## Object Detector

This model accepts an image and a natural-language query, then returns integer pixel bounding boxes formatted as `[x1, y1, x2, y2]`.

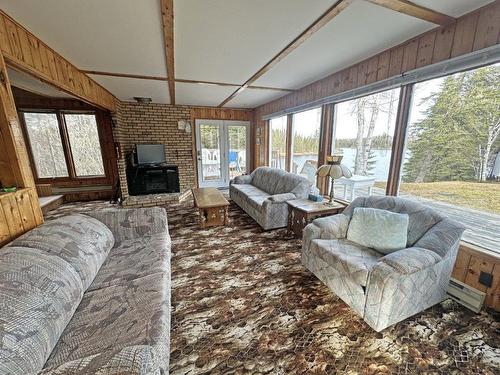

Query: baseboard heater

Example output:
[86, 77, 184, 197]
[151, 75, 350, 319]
[447, 278, 486, 313]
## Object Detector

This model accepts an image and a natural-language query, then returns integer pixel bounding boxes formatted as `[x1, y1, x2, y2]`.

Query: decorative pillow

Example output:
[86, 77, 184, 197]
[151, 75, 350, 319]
[347, 207, 409, 254]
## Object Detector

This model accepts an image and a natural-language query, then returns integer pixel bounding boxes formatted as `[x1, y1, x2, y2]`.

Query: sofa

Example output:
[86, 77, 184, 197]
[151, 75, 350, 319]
[302, 196, 465, 332]
[0, 207, 171, 375]
[230, 166, 311, 230]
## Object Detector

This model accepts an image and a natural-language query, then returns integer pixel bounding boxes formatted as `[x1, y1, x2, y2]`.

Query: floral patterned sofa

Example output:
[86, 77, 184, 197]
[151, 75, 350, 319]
[302, 196, 465, 332]
[230, 166, 311, 230]
[0, 207, 171, 375]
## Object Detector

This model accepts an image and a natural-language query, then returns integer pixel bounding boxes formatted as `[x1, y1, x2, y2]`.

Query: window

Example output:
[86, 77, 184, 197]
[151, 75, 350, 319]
[64, 114, 105, 177]
[23, 113, 69, 178]
[22, 111, 106, 180]
[399, 64, 499, 252]
[269, 115, 287, 170]
[292, 107, 321, 184]
[332, 88, 400, 201]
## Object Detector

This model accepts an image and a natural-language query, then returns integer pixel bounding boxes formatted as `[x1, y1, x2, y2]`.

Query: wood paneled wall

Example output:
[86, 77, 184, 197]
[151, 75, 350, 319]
[0, 11, 116, 111]
[452, 244, 500, 311]
[191, 107, 253, 121]
[253, 1, 500, 167]
[0, 188, 42, 246]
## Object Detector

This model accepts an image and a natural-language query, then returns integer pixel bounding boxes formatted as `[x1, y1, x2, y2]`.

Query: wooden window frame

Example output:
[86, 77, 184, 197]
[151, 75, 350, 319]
[19, 109, 110, 184]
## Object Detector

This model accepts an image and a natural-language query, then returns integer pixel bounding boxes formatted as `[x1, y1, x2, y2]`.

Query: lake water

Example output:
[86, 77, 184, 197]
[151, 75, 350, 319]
[288, 148, 392, 182]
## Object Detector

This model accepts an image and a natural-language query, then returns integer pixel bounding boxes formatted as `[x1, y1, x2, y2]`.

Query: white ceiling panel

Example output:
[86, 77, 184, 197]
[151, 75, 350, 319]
[412, 0, 494, 18]
[175, 0, 337, 84]
[254, 0, 435, 90]
[89, 75, 170, 104]
[8, 68, 74, 98]
[225, 88, 287, 108]
[175, 82, 235, 107]
[0, 0, 167, 76]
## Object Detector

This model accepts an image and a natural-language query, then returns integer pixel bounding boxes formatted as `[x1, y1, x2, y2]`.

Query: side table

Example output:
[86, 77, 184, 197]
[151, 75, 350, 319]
[287, 199, 346, 237]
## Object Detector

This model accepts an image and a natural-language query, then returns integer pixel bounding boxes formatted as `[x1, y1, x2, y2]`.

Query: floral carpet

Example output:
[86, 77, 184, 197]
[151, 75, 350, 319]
[46, 199, 500, 375]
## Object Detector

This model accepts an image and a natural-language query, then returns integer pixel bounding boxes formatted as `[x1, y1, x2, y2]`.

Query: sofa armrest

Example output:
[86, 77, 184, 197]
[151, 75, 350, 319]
[267, 192, 296, 203]
[364, 247, 448, 331]
[40, 345, 161, 375]
[231, 174, 252, 185]
[374, 247, 443, 275]
[86, 207, 169, 242]
[413, 218, 465, 258]
[302, 214, 349, 251]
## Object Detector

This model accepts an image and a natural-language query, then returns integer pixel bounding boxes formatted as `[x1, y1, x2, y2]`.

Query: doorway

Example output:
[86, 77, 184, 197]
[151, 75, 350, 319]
[195, 119, 250, 188]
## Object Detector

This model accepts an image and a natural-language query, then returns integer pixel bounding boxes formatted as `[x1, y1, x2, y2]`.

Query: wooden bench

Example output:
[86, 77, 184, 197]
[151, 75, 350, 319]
[191, 188, 229, 228]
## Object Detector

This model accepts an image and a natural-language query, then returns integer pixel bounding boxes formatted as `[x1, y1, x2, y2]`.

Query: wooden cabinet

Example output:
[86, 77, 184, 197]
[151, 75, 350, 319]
[0, 187, 43, 246]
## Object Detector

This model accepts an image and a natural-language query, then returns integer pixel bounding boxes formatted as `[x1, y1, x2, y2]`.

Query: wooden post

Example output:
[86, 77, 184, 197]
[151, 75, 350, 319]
[386, 84, 414, 196]
[0, 49, 43, 244]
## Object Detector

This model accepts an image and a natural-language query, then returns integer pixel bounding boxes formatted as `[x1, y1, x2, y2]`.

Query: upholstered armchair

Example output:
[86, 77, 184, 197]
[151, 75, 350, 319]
[302, 196, 465, 332]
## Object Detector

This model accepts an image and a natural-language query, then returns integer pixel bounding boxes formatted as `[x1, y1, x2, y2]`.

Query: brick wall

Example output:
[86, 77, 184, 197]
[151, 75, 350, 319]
[114, 102, 195, 200]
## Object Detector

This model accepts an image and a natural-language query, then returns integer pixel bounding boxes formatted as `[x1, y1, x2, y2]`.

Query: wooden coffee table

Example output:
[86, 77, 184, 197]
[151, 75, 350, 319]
[287, 198, 346, 237]
[191, 187, 230, 228]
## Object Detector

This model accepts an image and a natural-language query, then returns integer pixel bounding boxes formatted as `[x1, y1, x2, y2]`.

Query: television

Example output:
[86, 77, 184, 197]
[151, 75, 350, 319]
[136, 144, 166, 164]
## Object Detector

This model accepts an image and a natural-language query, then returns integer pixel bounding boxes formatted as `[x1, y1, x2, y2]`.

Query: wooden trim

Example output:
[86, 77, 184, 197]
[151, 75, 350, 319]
[0, 11, 116, 111]
[255, 2, 499, 119]
[83, 70, 168, 81]
[285, 114, 293, 172]
[160, 0, 175, 105]
[82, 71, 295, 92]
[386, 84, 413, 196]
[366, 0, 455, 25]
[217, 0, 353, 107]
[318, 104, 334, 194]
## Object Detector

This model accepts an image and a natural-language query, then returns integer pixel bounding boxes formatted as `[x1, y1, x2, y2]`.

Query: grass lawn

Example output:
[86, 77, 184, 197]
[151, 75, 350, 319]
[394, 181, 500, 214]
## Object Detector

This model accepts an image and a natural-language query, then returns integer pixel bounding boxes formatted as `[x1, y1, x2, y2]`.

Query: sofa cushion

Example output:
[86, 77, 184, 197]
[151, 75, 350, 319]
[250, 167, 283, 194]
[0, 247, 84, 375]
[273, 172, 310, 197]
[310, 239, 383, 286]
[44, 272, 170, 371]
[347, 207, 409, 254]
[231, 183, 269, 198]
[8, 214, 115, 289]
[342, 196, 443, 247]
[88, 232, 170, 292]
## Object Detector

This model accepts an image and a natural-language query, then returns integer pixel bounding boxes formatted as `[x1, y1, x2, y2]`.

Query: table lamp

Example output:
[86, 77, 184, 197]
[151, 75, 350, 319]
[316, 155, 352, 205]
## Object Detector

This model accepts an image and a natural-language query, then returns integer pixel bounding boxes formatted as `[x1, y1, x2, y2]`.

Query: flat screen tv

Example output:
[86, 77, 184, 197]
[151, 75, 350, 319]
[136, 144, 166, 164]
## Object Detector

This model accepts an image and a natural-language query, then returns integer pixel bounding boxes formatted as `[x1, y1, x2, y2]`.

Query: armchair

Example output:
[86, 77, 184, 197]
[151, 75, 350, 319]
[302, 196, 465, 331]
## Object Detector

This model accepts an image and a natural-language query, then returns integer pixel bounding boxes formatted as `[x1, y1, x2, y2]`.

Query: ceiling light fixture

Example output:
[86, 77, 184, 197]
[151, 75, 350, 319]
[133, 96, 152, 104]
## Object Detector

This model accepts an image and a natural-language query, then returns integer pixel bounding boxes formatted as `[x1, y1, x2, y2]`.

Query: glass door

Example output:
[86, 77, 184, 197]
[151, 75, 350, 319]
[195, 120, 250, 188]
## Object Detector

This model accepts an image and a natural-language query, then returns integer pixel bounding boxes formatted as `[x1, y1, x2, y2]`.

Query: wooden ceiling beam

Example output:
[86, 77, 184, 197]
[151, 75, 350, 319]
[217, 0, 353, 107]
[82, 70, 295, 92]
[366, 0, 456, 25]
[161, 0, 175, 104]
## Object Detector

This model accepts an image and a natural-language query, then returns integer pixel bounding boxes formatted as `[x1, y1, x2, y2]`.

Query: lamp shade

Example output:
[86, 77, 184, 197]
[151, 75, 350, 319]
[316, 163, 352, 179]
[316, 154, 352, 179]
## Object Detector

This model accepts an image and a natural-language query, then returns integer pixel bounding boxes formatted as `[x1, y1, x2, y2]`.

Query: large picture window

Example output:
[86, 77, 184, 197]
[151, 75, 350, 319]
[399, 64, 499, 251]
[22, 111, 106, 180]
[332, 88, 400, 201]
[23, 112, 69, 178]
[64, 114, 105, 177]
[292, 107, 321, 184]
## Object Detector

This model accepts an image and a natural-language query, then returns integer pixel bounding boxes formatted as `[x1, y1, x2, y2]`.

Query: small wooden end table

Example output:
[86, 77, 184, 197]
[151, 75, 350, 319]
[192, 187, 230, 228]
[287, 199, 346, 237]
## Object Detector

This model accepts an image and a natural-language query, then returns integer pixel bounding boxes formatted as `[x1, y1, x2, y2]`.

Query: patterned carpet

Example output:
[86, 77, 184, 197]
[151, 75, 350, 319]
[46, 199, 500, 375]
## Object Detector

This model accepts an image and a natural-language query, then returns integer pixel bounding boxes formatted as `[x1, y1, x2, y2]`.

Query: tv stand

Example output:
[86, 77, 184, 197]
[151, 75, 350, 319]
[127, 164, 180, 196]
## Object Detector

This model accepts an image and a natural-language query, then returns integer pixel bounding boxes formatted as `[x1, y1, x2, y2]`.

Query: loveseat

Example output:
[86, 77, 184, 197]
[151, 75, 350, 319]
[0, 207, 171, 374]
[302, 196, 465, 332]
[230, 166, 311, 230]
